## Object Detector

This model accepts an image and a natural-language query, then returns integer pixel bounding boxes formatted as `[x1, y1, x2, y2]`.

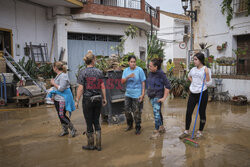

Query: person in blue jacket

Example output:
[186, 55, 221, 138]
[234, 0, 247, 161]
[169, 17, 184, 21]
[147, 58, 171, 139]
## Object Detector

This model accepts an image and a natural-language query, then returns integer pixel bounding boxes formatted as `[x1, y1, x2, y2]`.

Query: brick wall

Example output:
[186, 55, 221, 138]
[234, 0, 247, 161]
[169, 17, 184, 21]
[71, 0, 159, 27]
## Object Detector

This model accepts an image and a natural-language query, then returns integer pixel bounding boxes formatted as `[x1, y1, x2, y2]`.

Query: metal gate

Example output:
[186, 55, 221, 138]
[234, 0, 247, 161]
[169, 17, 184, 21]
[67, 33, 122, 84]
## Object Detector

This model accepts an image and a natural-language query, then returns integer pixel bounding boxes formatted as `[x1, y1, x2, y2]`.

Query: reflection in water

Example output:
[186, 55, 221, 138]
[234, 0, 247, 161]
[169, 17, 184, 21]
[0, 98, 250, 167]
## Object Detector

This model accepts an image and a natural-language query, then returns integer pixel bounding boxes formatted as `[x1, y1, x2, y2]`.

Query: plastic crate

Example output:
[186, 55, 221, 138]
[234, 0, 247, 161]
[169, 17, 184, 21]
[0, 73, 14, 83]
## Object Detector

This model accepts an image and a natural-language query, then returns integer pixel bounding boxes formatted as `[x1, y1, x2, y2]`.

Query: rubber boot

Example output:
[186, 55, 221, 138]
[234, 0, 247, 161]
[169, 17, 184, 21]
[95, 130, 102, 151]
[59, 124, 69, 136]
[125, 120, 133, 132]
[82, 132, 95, 150]
[135, 124, 141, 135]
[68, 122, 77, 137]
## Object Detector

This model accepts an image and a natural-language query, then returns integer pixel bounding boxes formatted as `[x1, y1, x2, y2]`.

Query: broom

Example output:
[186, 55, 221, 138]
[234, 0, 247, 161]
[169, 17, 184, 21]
[183, 73, 206, 147]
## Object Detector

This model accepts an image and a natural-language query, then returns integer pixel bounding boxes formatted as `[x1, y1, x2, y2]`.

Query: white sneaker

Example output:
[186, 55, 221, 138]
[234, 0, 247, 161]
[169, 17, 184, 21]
[150, 130, 160, 139]
[179, 130, 189, 139]
[196, 131, 203, 138]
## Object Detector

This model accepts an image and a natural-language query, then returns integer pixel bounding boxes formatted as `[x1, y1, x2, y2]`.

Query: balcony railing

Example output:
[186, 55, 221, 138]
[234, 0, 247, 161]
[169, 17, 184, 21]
[211, 64, 237, 76]
[93, 0, 141, 10]
[145, 2, 158, 18]
[233, 0, 248, 14]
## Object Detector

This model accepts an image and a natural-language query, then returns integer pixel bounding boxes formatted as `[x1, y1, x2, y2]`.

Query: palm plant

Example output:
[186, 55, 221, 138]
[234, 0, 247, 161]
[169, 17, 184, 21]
[147, 34, 165, 61]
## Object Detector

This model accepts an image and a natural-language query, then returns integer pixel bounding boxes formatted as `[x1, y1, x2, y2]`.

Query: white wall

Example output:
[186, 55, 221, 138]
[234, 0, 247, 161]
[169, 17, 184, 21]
[222, 79, 250, 99]
[173, 19, 189, 59]
[159, 14, 174, 64]
[0, 0, 54, 61]
[194, 0, 250, 99]
[55, 16, 148, 62]
[194, 0, 250, 60]
[159, 13, 190, 69]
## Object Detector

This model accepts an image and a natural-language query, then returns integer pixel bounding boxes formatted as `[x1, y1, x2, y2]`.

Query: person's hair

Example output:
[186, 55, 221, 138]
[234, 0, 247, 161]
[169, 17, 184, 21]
[194, 52, 205, 65]
[53, 61, 67, 73]
[151, 58, 163, 70]
[128, 55, 136, 62]
[84, 51, 95, 65]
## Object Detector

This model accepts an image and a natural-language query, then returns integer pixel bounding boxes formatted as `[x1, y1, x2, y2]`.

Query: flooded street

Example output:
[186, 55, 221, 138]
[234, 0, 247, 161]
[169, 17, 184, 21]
[1, 97, 250, 167]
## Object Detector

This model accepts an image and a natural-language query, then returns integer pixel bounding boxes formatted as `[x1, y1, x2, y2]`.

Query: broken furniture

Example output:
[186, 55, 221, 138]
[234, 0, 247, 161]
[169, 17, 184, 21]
[13, 85, 46, 108]
[24, 42, 49, 62]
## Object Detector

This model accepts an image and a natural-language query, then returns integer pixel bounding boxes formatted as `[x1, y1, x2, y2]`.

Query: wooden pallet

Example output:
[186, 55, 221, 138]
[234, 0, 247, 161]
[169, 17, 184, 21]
[13, 95, 45, 108]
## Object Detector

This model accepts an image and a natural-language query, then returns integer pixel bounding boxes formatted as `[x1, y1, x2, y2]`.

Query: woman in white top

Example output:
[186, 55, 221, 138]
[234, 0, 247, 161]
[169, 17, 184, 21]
[179, 52, 212, 139]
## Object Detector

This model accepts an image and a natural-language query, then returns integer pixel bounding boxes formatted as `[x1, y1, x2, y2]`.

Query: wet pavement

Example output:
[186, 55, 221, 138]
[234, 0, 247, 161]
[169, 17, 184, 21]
[0, 97, 250, 167]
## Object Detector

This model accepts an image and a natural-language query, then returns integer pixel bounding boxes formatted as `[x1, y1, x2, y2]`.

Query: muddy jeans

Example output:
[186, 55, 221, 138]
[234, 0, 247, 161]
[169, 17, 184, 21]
[186, 90, 208, 131]
[54, 101, 71, 125]
[82, 97, 102, 133]
[150, 98, 163, 130]
[124, 96, 142, 126]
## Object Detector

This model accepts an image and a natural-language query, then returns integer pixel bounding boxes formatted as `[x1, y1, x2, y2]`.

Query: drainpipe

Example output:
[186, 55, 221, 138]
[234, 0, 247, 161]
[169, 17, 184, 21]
[150, 6, 153, 41]
[189, 0, 194, 66]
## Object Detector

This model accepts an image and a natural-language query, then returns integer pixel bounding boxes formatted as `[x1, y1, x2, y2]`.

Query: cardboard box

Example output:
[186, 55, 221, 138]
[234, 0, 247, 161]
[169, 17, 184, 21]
[0, 58, 6, 73]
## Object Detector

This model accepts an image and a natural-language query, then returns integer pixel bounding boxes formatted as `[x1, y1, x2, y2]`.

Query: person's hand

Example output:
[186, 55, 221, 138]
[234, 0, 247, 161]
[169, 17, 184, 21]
[102, 98, 107, 106]
[50, 79, 55, 86]
[204, 66, 209, 74]
[157, 98, 166, 103]
[127, 73, 135, 79]
[139, 95, 144, 102]
[75, 101, 79, 109]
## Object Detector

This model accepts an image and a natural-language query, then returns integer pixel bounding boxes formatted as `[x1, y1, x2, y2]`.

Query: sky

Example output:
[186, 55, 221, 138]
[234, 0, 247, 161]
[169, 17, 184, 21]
[146, 0, 183, 14]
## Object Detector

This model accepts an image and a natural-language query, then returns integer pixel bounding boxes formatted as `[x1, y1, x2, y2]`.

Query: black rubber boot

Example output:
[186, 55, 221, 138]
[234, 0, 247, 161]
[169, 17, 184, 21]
[95, 130, 102, 151]
[135, 124, 141, 135]
[82, 132, 95, 150]
[59, 124, 69, 137]
[68, 122, 77, 137]
[125, 120, 133, 132]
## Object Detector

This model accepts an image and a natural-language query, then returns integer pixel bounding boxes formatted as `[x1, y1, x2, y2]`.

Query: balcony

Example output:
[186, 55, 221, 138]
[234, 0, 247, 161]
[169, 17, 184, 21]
[71, 0, 160, 30]
[29, 0, 84, 7]
[93, 0, 141, 10]
[211, 63, 250, 80]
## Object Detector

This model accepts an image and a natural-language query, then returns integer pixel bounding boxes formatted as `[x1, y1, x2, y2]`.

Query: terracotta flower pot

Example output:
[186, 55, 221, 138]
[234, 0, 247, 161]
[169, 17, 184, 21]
[208, 57, 214, 63]
[217, 45, 222, 51]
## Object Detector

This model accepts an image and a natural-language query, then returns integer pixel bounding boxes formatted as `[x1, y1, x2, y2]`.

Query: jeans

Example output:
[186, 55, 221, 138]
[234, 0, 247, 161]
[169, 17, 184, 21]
[150, 98, 163, 130]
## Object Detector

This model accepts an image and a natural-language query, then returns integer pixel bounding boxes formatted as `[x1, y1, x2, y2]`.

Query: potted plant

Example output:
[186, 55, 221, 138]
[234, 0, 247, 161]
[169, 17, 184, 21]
[213, 60, 223, 85]
[208, 55, 214, 63]
[217, 42, 227, 51]
[217, 45, 223, 51]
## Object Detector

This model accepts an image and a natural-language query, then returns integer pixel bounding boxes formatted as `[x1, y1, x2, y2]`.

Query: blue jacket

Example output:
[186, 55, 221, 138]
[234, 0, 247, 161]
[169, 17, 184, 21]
[48, 88, 76, 113]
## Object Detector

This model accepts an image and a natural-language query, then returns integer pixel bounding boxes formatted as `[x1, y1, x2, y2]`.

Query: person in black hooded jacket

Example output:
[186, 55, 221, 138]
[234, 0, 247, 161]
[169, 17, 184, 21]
[147, 58, 171, 139]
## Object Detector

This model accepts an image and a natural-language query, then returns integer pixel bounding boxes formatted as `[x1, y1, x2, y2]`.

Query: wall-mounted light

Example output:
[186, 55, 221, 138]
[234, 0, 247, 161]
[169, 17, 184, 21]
[181, 0, 197, 22]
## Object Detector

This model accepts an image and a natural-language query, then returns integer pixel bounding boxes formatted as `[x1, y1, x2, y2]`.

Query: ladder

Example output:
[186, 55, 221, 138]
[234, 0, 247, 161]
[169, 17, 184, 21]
[3, 49, 46, 92]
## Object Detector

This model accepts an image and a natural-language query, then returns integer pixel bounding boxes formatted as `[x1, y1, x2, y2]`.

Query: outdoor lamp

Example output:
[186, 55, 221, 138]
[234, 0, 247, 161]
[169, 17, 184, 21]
[181, 0, 188, 11]
[181, 0, 197, 22]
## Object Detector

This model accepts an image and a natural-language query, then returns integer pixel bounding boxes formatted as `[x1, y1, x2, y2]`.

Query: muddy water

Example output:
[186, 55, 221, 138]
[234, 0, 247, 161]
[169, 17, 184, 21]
[0, 97, 250, 167]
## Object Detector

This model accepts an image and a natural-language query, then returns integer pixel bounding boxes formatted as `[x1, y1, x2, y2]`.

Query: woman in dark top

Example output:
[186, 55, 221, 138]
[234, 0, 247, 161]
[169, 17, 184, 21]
[147, 58, 171, 139]
[75, 51, 107, 151]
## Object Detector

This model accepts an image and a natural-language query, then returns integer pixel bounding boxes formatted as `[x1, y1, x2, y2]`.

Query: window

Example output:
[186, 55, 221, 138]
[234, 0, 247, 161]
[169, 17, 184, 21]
[68, 33, 122, 42]
[237, 34, 250, 75]
[233, 0, 248, 14]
